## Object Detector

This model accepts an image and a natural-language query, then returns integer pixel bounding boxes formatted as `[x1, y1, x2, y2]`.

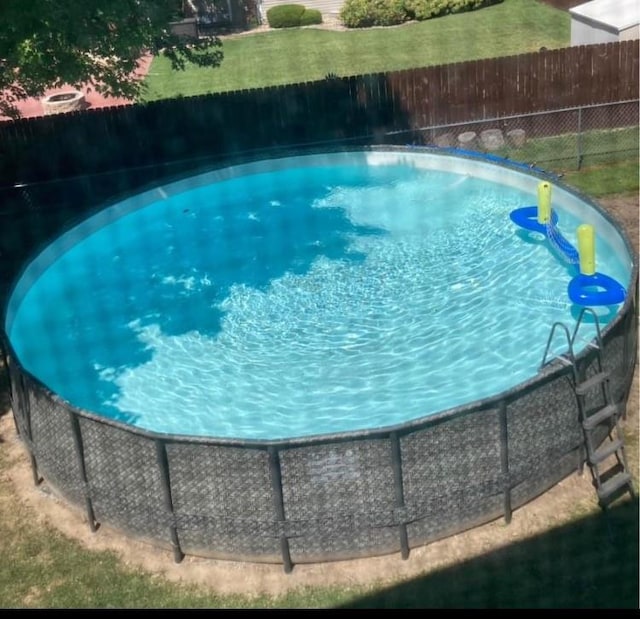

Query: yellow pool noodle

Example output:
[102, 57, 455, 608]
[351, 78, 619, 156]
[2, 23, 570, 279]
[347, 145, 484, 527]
[577, 224, 596, 275]
[537, 181, 552, 224]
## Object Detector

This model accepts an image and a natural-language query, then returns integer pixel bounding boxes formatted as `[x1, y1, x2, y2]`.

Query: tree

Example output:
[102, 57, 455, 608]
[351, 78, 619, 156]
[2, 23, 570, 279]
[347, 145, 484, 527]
[0, 0, 224, 119]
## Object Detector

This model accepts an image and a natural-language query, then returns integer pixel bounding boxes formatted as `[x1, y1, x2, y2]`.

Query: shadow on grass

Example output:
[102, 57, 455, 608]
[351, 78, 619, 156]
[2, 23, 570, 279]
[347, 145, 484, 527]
[338, 498, 639, 609]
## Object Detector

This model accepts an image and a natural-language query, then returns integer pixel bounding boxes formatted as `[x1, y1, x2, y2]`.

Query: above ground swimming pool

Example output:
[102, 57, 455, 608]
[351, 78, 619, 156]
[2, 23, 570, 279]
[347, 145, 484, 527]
[3, 147, 637, 569]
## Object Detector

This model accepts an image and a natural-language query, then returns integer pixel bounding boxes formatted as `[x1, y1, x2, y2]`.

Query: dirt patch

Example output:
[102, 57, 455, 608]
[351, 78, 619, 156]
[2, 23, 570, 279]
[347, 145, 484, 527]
[0, 193, 637, 597]
[598, 193, 639, 255]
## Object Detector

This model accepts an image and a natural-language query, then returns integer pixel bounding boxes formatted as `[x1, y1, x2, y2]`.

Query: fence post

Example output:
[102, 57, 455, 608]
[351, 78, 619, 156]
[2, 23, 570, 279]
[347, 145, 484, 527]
[576, 106, 583, 170]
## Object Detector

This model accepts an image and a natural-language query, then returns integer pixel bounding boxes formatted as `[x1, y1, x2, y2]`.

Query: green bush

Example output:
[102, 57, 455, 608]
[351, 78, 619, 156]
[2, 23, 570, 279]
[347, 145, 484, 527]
[347, 0, 503, 26]
[340, 0, 373, 28]
[300, 8, 323, 25]
[340, 0, 408, 28]
[404, 0, 502, 21]
[266, 4, 323, 27]
[402, 0, 439, 20]
[448, 0, 493, 14]
[266, 4, 306, 28]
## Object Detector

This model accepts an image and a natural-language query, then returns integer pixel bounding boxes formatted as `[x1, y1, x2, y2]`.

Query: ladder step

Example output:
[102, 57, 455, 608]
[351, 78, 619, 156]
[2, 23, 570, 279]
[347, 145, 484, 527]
[589, 438, 624, 465]
[575, 371, 610, 395]
[555, 354, 574, 367]
[583, 404, 619, 430]
[597, 472, 633, 502]
[573, 338, 601, 351]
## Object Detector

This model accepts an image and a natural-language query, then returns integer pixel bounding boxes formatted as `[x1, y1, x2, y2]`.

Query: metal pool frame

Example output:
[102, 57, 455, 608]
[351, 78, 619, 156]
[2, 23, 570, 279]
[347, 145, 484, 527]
[2, 147, 638, 572]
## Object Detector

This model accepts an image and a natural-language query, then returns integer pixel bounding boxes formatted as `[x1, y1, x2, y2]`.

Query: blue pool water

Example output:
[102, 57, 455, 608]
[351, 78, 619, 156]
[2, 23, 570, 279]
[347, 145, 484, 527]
[6, 155, 631, 440]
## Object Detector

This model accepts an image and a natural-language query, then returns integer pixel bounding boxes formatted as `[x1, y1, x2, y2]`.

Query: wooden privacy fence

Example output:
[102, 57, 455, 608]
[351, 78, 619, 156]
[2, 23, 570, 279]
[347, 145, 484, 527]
[385, 41, 638, 127]
[0, 40, 637, 185]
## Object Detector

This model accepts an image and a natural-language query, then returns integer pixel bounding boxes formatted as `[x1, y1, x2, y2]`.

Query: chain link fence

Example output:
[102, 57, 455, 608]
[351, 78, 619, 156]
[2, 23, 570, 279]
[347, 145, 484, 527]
[398, 100, 639, 173]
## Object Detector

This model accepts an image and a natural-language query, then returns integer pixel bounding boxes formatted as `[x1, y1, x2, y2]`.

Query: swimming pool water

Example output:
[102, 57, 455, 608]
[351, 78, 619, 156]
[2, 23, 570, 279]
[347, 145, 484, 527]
[7, 161, 630, 439]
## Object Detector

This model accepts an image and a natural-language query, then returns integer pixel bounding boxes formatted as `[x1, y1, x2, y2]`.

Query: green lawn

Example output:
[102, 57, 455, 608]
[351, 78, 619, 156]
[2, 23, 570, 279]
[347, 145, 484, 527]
[496, 126, 640, 174]
[142, 0, 570, 101]
[563, 158, 640, 197]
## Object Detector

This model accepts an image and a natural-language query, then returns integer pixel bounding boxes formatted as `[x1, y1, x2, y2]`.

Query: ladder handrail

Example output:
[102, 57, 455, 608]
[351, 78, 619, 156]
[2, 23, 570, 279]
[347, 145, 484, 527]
[570, 307, 605, 351]
[540, 321, 575, 371]
[541, 308, 605, 377]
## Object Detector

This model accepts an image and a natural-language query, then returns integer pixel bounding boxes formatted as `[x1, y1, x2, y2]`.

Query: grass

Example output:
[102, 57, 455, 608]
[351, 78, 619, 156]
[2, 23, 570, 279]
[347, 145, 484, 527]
[497, 127, 639, 171]
[142, 0, 570, 101]
[563, 158, 640, 197]
[493, 126, 640, 190]
[0, 159, 637, 608]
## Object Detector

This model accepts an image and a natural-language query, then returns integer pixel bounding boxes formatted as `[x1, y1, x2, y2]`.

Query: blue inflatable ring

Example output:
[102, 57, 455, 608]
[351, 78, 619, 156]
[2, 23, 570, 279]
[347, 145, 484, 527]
[568, 272, 626, 306]
[509, 206, 559, 235]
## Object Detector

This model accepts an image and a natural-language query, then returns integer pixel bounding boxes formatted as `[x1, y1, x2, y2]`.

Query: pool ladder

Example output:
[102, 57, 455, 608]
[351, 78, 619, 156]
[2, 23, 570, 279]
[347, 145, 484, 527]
[541, 308, 636, 509]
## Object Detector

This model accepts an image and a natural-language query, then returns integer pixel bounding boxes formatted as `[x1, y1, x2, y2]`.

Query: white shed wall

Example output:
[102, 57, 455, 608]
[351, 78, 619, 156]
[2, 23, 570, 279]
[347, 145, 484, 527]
[569, 0, 640, 45]
[571, 17, 619, 45]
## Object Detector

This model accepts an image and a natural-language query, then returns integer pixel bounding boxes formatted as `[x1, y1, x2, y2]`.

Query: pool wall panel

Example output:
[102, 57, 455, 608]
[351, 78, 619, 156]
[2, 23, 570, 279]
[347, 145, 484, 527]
[28, 385, 86, 507]
[506, 373, 584, 488]
[166, 443, 281, 560]
[400, 408, 504, 542]
[79, 419, 172, 543]
[280, 440, 400, 560]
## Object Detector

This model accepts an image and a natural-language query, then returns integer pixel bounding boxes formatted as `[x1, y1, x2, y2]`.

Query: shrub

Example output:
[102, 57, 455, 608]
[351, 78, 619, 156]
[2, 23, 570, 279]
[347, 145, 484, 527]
[340, 0, 501, 28]
[448, 0, 488, 13]
[300, 8, 323, 25]
[340, 0, 408, 28]
[340, 0, 373, 28]
[402, 0, 439, 20]
[404, 0, 502, 22]
[443, 0, 504, 15]
[266, 4, 306, 28]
